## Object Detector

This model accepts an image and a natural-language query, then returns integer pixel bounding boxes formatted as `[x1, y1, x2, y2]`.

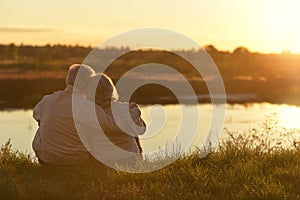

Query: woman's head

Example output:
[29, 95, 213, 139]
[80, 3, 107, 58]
[86, 73, 119, 108]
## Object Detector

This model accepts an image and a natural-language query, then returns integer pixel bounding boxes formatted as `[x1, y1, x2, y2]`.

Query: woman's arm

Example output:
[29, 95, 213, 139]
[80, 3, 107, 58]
[101, 101, 146, 136]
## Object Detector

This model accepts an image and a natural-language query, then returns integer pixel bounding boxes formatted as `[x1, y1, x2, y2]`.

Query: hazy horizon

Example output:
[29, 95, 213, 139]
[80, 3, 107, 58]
[1, 0, 300, 54]
[1, 42, 299, 55]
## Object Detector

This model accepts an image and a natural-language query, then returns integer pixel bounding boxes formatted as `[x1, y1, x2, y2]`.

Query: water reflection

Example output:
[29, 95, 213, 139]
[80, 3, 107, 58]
[0, 110, 37, 153]
[0, 103, 300, 154]
[277, 105, 300, 129]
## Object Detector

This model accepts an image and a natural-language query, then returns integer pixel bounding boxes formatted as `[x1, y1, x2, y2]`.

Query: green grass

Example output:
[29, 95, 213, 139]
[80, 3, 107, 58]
[1, 143, 300, 199]
[1, 118, 300, 199]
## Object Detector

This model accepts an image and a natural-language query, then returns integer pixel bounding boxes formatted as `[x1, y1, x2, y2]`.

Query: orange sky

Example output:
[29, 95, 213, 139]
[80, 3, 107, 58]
[0, 0, 299, 53]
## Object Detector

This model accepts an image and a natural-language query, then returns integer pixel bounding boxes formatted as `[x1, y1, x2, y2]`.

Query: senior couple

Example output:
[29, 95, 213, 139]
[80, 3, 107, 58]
[32, 64, 146, 167]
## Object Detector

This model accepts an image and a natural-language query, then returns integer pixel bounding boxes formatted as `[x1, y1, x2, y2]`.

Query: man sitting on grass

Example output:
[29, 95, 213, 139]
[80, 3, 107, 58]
[32, 64, 95, 166]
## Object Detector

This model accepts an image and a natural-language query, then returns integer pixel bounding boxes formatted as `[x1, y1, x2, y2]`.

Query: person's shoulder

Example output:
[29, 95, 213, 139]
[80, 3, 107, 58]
[111, 100, 129, 105]
[38, 91, 58, 102]
[81, 99, 104, 113]
[111, 100, 129, 109]
[44, 90, 64, 98]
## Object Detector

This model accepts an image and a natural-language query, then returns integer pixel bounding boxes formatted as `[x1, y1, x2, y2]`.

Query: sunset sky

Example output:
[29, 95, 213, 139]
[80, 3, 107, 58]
[1, 0, 300, 53]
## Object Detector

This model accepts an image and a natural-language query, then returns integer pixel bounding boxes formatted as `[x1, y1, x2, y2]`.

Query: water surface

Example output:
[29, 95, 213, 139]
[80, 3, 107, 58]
[0, 103, 299, 155]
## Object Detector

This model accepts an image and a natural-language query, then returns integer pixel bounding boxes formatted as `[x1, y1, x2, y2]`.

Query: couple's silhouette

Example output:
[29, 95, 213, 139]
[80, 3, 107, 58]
[32, 64, 146, 167]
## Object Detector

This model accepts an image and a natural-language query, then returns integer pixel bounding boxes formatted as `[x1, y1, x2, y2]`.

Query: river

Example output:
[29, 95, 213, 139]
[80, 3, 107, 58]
[0, 103, 300, 155]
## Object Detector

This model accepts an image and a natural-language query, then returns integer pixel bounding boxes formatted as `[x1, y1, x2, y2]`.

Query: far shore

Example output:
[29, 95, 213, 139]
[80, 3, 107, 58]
[0, 73, 299, 109]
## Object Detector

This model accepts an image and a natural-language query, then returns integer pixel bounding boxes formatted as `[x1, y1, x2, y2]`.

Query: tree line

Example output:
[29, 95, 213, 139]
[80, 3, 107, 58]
[0, 43, 299, 108]
[1, 43, 299, 79]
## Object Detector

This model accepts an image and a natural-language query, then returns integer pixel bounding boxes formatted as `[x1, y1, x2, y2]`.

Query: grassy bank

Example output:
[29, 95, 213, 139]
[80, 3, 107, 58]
[1, 129, 300, 200]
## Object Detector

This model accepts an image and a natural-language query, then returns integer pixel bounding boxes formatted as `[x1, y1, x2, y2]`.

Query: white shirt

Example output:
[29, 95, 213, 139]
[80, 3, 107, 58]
[74, 100, 146, 163]
[32, 85, 90, 165]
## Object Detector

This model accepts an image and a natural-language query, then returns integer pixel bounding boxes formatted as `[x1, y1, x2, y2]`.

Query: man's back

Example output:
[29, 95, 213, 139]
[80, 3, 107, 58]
[33, 86, 89, 165]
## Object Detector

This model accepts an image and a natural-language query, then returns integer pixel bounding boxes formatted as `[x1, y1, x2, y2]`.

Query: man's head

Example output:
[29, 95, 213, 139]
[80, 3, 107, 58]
[66, 64, 95, 93]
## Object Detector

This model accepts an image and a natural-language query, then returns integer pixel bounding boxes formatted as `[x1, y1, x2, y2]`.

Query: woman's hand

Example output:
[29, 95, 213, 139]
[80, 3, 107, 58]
[129, 102, 141, 120]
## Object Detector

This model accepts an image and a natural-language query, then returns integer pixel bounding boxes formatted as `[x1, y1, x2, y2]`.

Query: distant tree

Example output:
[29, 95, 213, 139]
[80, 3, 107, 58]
[5, 43, 19, 60]
[205, 45, 218, 53]
[233, 46, 249, 54]
[0, 45, 6, 59]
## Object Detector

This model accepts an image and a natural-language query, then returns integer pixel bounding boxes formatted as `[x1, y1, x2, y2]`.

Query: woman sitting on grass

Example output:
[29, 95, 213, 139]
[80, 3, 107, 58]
[79, 73, 146, 166]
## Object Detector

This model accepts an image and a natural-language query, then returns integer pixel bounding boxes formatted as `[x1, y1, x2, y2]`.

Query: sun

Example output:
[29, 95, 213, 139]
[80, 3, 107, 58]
[277, 105, 300, 129]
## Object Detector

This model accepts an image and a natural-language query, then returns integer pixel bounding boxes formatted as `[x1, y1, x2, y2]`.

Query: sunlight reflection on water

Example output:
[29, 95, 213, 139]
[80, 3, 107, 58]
[0, 103, 299, 154]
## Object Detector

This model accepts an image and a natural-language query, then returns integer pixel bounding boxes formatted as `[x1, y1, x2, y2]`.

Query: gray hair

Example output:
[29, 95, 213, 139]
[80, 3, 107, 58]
[66, 64, 95, 92]
[86, 73, 119, 108]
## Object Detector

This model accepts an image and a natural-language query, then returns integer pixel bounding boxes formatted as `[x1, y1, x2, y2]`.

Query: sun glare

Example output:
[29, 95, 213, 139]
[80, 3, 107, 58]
[278, 105, 300, 129]
[258, 0, 300, 53]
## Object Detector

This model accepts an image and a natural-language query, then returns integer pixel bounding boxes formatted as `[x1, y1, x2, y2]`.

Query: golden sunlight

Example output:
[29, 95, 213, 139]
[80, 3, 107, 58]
[278, 105, 300, 129]
[258, 0, 300, 53]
